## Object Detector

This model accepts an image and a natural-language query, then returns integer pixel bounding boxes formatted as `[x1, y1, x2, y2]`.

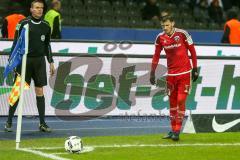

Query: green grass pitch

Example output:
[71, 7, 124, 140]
[1, 132, 240, 160]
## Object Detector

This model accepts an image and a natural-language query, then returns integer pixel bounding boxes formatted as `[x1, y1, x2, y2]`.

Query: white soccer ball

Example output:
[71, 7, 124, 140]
[65, 136, 83, 153]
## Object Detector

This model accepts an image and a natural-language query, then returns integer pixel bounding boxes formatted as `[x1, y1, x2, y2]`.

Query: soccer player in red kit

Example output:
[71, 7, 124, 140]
[150, 15, 198, 141]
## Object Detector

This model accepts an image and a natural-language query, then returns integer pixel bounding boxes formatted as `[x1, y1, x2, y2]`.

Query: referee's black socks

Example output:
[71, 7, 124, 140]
[36, 96, 45, 124]
[7, 100, 19, 124]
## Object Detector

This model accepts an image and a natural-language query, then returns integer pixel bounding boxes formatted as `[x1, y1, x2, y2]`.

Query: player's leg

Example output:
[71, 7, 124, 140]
[172, 73, 191, 141]
[32, 57, 51, 132]
[163, 76, 177, 139]
[163, 90, 178, 139]
[172, 93, 188, 141]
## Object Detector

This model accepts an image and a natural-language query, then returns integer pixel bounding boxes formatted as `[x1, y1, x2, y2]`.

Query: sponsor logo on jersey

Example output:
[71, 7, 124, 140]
[174, 36, 180, 42]
[164, 43, 181, 49]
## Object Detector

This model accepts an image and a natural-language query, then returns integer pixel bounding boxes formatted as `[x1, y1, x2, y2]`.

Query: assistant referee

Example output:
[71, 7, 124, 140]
[5, 0, 55, 132]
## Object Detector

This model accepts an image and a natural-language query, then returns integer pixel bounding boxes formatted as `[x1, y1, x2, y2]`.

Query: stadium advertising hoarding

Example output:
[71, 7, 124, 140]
[0, 55, 239, 116]
[0, 40, 240, 56]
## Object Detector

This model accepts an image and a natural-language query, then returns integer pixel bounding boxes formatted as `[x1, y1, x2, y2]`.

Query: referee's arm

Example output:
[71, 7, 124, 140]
[45, 26, 55, 76]
[45, 27, 54, 63]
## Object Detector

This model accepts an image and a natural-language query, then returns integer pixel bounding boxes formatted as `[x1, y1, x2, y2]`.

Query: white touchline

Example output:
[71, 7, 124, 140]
[26, 143, 240, 151]
[90, 143, 240, 148]
[18, 148, 70, 160]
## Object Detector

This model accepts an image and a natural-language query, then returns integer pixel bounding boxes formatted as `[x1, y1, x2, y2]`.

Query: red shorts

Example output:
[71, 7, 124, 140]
[166, 72, 191, 95]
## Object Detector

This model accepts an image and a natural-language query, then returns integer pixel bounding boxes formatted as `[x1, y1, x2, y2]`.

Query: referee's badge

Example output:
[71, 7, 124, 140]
[41, 35, 45, 41]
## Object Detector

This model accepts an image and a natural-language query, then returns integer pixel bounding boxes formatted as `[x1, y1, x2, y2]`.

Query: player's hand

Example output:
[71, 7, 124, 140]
[150, 71, 155, 85]
[50, 63, 55, 76]
[192, 68, 198, 82]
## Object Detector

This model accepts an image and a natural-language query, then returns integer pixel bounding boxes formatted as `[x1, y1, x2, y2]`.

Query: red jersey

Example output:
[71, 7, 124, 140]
[151, 28, 197, 75]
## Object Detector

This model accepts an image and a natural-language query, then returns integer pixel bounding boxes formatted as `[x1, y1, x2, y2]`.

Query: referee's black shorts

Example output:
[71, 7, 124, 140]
[16, 56, 47, 87]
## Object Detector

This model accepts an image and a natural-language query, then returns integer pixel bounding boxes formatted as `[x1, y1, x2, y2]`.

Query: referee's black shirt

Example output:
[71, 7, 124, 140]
[11, 16, 53, 63]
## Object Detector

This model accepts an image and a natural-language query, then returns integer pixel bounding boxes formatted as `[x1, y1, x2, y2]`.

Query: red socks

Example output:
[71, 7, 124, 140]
[169, 93, 187, 133]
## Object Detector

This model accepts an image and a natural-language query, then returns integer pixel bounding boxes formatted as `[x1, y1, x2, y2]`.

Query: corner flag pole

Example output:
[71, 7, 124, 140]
[16, 24, 29, 150]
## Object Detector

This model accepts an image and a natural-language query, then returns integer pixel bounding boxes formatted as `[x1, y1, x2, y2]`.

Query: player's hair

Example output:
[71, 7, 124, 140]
[160, 9, 170, 18]
[31, 0, 44, 8]
[227, 9, 238, 20]
[160, 14, 174, 22]
[51, 0, 60, 8]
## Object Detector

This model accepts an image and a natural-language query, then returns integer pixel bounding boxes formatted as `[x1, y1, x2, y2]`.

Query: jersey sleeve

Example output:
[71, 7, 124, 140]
[151, 35, 163, 72]
[188, 44, 197, 68]
[45, 25, 54, 63]
[182, 30, 193, 46]
[182, 30, 197, 68]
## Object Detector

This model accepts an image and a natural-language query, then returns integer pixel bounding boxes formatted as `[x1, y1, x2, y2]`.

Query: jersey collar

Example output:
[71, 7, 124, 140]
[167, 28, 176, 38]
[30, 16, 42, 24]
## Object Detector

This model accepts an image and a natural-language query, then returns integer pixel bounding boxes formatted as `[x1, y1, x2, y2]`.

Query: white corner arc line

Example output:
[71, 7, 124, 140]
[18, 148, 70, 160]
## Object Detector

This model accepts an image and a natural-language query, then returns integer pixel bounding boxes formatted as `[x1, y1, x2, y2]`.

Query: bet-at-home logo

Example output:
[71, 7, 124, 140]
[48, 58, 240, 111]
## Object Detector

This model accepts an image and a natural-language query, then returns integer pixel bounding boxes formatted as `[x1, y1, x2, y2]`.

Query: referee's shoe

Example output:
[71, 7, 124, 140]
[4, 122, 13, 132]
[39, 123, 51, 132]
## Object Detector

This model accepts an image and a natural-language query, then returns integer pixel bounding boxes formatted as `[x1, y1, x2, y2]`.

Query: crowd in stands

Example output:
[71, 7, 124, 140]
[0, 0, 240, 30]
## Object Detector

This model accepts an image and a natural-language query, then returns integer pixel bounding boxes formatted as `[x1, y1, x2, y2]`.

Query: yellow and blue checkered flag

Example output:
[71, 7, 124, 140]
[8, 74, 30, 106]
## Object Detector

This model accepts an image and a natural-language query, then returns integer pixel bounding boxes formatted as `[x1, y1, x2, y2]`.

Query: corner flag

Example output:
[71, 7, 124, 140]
[3, 27, 26, 78]
[9, 74, 30, 106]
[12, 24, 29, 150]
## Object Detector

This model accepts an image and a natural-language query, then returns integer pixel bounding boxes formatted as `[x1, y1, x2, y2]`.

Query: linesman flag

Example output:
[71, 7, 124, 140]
[9, 75, 30, 106]
[3, 27, 26, 78]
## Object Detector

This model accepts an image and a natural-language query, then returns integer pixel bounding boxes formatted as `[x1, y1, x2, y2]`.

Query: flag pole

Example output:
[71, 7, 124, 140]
[16, 24, 29, 150]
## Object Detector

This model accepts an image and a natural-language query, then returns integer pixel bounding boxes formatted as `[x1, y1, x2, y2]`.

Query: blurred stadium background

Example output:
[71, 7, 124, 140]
[0, 0, 240, 42]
